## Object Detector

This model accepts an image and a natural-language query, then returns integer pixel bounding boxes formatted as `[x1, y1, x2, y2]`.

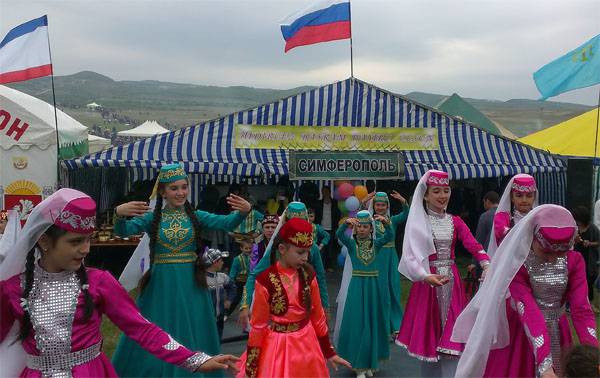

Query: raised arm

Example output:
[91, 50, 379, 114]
[194, 210, 247, 232]
[390, 202, 410, 228]
[114, 211, 154, 238]
[336, 223, 353, 248]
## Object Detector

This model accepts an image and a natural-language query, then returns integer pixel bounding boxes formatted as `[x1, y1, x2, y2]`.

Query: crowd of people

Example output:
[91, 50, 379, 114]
[0, 165, 598, 378]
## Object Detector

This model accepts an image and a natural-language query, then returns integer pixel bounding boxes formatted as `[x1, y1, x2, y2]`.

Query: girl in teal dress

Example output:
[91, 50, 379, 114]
[336, 210, 393, 378]
[111, 164, 251, 377]
[368, 191, 409, 334]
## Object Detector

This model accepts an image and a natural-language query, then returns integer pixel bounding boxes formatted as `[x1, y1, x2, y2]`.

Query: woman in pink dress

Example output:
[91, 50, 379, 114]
[236, 217, 349, 378]
[488, 173, 538, 257]
[453, 205, 599, 378]
[396, 170, 490, 377]
[0, 188, 238, 377]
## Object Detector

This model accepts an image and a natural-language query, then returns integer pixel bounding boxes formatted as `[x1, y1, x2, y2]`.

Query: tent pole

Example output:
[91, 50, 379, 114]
[46, 20, 61, 189]
[594, 87, 600, 164]
[348, 0, 354, 78]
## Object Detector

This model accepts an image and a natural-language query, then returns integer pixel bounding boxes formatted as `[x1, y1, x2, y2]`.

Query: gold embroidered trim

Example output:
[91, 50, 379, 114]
[157, 237, 194, 254]
[289, 231, 313, 247]
[356, 238, 375, 266]
[245, 346, 260, 378]
[161, 166, 186, 180]
[352, 270, 379, 277]
[268, 272, 287, 315]
[154, 257, 196, 265]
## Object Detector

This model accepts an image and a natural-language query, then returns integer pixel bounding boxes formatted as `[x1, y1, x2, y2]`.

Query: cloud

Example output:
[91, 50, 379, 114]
[1, 0, 598, 104]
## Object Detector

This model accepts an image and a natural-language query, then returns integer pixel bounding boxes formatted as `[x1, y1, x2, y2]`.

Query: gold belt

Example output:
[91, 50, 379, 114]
[352, 270, 379, 277]
[270, 318, 309, 333]
[154, 252, 197, 265]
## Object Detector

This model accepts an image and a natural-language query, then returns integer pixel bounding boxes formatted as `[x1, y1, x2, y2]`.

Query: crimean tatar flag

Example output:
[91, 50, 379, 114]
[533, 34, 600, 100]
[280, 0, 351, 53]
[0, 15, 52, 84]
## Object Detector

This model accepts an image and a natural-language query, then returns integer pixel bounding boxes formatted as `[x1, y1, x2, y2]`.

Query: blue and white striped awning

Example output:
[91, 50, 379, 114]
[63, 77, 565, 184]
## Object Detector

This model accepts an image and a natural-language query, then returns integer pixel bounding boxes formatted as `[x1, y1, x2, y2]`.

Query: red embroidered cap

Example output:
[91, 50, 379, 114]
[279, 217, 313, 248]
[426, 170, 449, 187]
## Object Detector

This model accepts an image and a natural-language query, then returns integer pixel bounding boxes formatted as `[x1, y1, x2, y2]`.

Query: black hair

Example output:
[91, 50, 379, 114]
[571, 206, 591, 226]
[140, 182, 206, 291]
[563, 344, 599, 378]
[483, 191, 500, 204]
[18, 225, 93, 341]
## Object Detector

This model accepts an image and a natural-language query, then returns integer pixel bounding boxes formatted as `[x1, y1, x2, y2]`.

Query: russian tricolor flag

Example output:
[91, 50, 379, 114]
[0, 16, 52, 84]
[280, 0, 351, 53]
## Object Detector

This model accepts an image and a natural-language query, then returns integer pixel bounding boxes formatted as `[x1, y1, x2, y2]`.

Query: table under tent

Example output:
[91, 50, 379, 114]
[62, 77, 567, 214]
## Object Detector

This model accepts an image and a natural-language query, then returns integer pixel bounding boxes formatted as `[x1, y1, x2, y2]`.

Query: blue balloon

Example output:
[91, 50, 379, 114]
[345, 196, 360, 212]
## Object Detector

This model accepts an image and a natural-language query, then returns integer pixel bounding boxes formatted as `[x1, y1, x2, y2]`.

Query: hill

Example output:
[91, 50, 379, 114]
[6, 71, 593, 136]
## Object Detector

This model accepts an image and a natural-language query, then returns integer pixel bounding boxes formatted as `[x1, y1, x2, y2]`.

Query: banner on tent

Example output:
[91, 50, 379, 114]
[288, 151, 404, 180]
[234, 124, 438, 151]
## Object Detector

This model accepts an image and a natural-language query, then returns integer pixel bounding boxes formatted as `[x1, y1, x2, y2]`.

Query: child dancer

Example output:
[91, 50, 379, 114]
[0, 188, 238, 376]
[250, 215, 278, 271]
[228, 234, 253, 316]
[308, 207, 331, 253]
[111, 164, 251, 377]
[204, 248, 236, 339]
[453, 205, 599, 378]
[237, 218, 350, 377]
[397, 170, 490, 377]
[488, 173, 538, 257]
[336, 210, 393, 378]
[239, 202, 328, 328]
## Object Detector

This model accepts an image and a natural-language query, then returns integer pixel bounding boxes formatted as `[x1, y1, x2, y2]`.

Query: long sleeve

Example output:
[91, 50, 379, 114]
[316, 225, 330, 246]
[245, 281, 271, 378]
[565, 252, 599, 347]
[454, 216, 490, 264]
[194, 209, 246, 231]
[0, 280, 16, 343]
[509, 267, 553, 376]
[308, 277, 336, 359]
[336, 223, 352, 248]
[493, 211, 511, 246]
[374, 222, 393, 248]
[97, 270, 210, 371]
[113, 212, 154, 237]
[224, 276, 237, 303]
[310, 245, 329, 309]
[391, 203, 409, 228]
[229, 257, 241, 281]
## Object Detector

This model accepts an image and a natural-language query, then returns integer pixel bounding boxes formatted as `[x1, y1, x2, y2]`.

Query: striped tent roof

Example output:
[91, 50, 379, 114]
[62, 77, 565, 182]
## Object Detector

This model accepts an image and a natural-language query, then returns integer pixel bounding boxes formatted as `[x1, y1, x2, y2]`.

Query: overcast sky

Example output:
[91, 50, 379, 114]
[1, 0, 599, 105]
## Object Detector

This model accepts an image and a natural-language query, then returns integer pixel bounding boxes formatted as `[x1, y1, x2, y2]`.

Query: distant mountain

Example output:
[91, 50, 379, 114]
[5, 72, 593, 137]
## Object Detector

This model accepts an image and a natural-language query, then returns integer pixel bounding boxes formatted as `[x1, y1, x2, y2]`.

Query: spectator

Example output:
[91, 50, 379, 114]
[572, 205, 600, 308]
[315, 186, 340, 271]
[203, 248, 236, 339]
[595, 199, 600, 230]
[469, 191, 499, 281]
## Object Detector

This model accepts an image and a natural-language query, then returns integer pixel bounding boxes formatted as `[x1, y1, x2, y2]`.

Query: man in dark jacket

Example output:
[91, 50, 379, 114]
[314, 186, 341, 271]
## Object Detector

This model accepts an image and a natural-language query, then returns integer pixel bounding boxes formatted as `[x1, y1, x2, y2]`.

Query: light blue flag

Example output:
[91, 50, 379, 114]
[533, 34, 600, 100]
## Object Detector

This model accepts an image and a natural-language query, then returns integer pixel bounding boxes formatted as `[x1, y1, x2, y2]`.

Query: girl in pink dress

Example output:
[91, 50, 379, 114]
[236, 217, 350, 378]
[488, 173, 538, 257]
[396, 170, 490, 377]
[0, 188, 238, 377]
[453, 205, 599, 378]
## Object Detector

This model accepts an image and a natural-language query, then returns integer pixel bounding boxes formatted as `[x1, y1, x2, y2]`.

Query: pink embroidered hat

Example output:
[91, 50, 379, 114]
[533, 205, 576, 253]
[426, 170, 449, 187]
[511, 174, 536, 194]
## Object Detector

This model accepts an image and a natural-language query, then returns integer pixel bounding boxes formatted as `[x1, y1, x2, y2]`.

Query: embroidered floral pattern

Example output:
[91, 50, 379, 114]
[511, 182, 536, 193]
[56, 210, 96, 231]
[245, 346, 260, 378]
[268, 272, 288, 315]
[289, 231, 313, 247]
[426, 175, 449, 186]
[160, 166, 186, 181]
[356, 238, 375, 265]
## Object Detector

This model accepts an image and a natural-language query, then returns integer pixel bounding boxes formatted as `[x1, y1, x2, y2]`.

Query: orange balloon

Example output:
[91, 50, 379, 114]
[354, 185, 368, 200]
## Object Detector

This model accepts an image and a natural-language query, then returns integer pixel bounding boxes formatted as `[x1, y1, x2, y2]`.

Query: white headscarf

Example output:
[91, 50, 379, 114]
[398, 170, 444, 282]
[486, 174, 539, 258]
[452, 204, 576, 378]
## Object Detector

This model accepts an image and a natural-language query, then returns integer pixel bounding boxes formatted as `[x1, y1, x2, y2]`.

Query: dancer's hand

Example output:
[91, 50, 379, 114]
[345, 218, 358, 227]
[424, 274, 449, 287]
[390, 190, 407, 204]
[361, 192, 376, 207]
[197, 354, 240, 373]
[540, 368, 557, 378]
[480, 265, 489, 282]
[328, 355, 352, 370]
[227, 194, 252, 214]
[238, 308, 250, 329]
[373, 214, 388, 224]
[116, 201, 150, 217]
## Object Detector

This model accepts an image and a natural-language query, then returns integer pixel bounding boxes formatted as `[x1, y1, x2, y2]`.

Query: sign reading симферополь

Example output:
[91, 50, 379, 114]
[289, 151, 404, 180]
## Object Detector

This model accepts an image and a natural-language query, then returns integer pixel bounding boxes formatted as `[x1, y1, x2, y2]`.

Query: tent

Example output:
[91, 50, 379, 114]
[88, 134, 111, 153]
[518, 108, 599, 159]
[0, 85, 88, 214]
[63, 78, 566, 208]
[117, 120, 169, 137]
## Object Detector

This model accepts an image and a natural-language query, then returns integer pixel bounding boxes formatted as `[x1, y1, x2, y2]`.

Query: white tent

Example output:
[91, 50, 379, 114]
[117, 120, 169, 137]
[0, 85, 88, 215]
[88, 134, 111, 153]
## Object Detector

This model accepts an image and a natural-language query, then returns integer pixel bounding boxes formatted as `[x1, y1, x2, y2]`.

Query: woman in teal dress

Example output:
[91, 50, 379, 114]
[367, 191, 409, 334]
[238, 202, 329, 328]
[336, 210, 393, 378]
[111, 164, 251, 377]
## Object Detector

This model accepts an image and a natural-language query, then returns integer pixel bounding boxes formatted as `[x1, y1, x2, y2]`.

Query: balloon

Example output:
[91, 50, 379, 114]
[338, 200, 348, 214]
[354, 185, 368, 200]
[348, 210, 358, 218]
[345, 196, 360, 212]
[335, 180, 350, 187]
[338, 183, 354, 200]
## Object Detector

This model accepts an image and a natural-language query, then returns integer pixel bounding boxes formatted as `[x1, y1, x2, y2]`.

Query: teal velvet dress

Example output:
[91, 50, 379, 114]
[374, 203, 409, 332]
[336, 222, 393, 370]
[111, 208, 246, 377]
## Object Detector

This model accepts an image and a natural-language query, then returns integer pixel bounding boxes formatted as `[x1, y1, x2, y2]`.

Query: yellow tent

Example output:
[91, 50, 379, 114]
[518, 108, 599, 158]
